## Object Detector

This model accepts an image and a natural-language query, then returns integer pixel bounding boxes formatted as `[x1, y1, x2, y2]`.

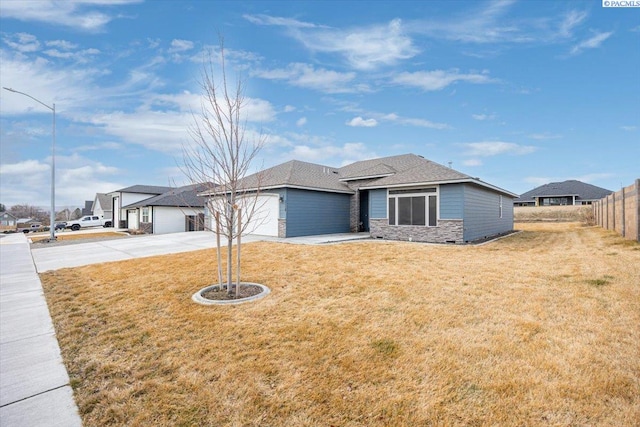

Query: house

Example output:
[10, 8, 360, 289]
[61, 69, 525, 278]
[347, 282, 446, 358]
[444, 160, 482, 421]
[0, 212, 18, 227]
[122, 184, 206, 234]
[202, 153, 517, 243]
[81, 200, 93, 216]
[92, 193, 113, 220]
[108, 185, 172, 229]
[514, 180, 613, 207]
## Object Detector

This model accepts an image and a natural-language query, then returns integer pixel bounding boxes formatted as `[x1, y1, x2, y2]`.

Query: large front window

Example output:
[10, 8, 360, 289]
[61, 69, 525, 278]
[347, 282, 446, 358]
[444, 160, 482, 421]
[141, 207, 149, 223]
[388, 189, 437, 227]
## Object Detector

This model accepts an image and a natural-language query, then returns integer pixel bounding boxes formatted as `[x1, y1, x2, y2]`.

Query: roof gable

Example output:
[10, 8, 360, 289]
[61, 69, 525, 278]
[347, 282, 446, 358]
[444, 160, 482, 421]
[114, 184, 173, 195]
[124, 184, 207, 208]
[94, 193, 112, 211]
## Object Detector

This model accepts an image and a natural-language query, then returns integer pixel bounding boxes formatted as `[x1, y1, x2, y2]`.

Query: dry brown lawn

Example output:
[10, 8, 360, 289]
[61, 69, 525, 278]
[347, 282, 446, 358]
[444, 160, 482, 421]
[31, 232, 127, 243]
[40, 223, 640, 426]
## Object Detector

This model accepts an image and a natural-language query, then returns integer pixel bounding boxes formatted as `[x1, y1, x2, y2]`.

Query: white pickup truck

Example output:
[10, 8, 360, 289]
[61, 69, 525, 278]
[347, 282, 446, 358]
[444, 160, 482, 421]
[65, 215, 112, 231]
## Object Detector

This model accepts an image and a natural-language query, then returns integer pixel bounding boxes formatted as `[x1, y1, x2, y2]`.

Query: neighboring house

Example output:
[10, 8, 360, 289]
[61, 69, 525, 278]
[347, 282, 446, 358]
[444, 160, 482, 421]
[202, 153, 517, 243]
[1, 212, 18, 227]
[108, 185, 173, 229]
[122, 184, 206, 234]
[92, 193, 113, 220]
[81, 200, 93, 216]
[16, 218, 36, 225]
[514, 180, 613, 207]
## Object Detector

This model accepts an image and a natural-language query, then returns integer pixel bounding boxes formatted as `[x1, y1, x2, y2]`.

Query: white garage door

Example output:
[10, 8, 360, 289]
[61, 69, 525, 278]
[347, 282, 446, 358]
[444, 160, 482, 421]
[242, 194, 279, 237]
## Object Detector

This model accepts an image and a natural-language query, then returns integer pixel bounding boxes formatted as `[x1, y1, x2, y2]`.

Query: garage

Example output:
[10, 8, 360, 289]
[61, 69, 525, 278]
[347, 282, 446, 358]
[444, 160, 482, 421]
[241, 193, 280, 237]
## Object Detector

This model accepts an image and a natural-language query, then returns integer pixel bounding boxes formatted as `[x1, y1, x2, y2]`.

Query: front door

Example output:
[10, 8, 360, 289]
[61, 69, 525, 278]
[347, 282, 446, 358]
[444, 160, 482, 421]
[127, 209, 139, 230]
[359, 190, 369, 232]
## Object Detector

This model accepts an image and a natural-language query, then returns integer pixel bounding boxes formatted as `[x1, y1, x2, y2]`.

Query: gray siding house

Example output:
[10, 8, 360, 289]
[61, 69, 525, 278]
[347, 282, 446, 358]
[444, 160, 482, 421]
[514, 180, 612, 206]
[122, 184, 206, 234]
[204, 153, 516, 243]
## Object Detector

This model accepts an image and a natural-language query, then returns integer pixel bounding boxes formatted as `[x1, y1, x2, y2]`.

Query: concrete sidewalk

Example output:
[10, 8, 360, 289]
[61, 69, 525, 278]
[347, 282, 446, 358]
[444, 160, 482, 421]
[0, 233, 82, 426]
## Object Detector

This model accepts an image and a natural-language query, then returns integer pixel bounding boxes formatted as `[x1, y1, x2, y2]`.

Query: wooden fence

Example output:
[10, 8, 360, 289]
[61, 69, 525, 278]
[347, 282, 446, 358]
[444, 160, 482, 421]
[593, 179, 640, 241]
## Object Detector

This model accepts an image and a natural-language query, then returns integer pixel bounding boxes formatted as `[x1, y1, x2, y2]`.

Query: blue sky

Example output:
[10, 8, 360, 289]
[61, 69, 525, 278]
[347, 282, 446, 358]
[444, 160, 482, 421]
[1, 0, 638, 209]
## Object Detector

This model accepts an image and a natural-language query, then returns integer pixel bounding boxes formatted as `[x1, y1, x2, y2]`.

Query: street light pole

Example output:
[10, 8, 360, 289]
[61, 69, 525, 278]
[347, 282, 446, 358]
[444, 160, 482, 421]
[3, 87, 57, 241]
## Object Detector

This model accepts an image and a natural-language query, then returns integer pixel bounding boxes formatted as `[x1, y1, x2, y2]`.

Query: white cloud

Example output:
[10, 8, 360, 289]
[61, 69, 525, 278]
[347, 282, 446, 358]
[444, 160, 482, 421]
[296, 117, 307, 127]
[380, 113, 449, 130]
[0, 0, 141, 31]
[570, 31, 613, 55]
[169, 39, 194, 53]
[558, 10, 588, 38]
[2, 33, 41, 53]
[246, 15, 418, 70]
[472, 113, 497, 121]
[0, 159, 49, 175]
[393, 69, 494, 91]
[289, 142, 376, 165]
[620, 125, 637, 131]
[574, 172, 614, 183]
[524, 172, 613, 188]
[462, 141, 537, 156]
[347, 117, 378, 127]
[75, 142, 124, 152]
[45, 40, 78, 50]
[528, 132, 562, 140]
[0, 155, 121, 207]
[524, 176, 553, 186]
[244, 14, 325, 30]
[283, 105, 296, 113]
[254, 63, 359, 93]
[406, 0, 534, 44]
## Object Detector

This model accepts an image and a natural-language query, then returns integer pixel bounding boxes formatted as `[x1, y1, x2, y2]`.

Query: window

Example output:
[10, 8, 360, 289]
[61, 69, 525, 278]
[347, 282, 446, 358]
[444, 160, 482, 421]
[499, 195, 503, 218]
[142, 207, 149, 223]
[388, 189, 438, 227]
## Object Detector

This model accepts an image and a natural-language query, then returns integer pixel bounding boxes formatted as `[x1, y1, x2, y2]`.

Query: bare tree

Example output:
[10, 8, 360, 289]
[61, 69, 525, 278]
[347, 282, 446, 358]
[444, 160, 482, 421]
[182, 37, 267, 296]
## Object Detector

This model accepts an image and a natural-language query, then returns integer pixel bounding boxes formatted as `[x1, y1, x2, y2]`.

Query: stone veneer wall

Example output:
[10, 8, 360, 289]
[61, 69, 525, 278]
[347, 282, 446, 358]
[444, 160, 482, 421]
[278, 219, 286, 238]
[369, 219, 464, 243]
[139, 222, 153, 234]
[345, 178, 380, 232]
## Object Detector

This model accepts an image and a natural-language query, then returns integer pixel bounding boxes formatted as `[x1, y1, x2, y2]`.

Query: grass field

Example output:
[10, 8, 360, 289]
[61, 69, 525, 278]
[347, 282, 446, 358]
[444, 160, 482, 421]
[40, 223, 640, 426]
[30, 231, 127, 243]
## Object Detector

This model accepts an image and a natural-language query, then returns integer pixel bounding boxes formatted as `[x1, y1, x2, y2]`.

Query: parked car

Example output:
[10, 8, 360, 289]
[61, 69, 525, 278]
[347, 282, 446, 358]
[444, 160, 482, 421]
[17, 223, 44, 233]
[65, 215, 112, 231]
[54, 222, 67, 230]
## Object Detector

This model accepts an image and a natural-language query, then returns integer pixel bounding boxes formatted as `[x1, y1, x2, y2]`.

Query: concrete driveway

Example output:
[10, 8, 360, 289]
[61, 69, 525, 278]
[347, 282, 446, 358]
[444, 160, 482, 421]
[31, 230, 371, 272]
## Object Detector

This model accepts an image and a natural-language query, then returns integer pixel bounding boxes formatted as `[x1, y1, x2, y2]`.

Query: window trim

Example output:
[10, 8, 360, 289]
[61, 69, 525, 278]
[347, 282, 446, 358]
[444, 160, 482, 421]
[141, 207, 150, 223]
[387, 188, 439, 227]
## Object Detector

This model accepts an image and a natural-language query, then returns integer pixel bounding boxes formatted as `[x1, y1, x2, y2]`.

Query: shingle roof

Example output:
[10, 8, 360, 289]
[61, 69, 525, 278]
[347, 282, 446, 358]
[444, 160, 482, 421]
[202, 153, 516, 197]
[95, 193, 112, 211]
[114, 184, 173, 195]
[123, 184, 207, 208]
[515, 180, 612, 202]
[230, 160, 353, 194]
[349, 154, 471, 188]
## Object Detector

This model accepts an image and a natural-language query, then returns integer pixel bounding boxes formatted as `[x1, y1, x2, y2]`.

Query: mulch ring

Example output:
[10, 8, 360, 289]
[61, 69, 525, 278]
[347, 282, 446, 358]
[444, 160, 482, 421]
[201, 284, 263, 301]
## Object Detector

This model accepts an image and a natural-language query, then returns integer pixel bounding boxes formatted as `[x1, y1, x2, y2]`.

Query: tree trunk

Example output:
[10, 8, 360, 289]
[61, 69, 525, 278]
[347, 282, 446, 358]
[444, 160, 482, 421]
[215, 211, 223, 286]
[236, 209, 241, 298]
[226, 209, 234, 295]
